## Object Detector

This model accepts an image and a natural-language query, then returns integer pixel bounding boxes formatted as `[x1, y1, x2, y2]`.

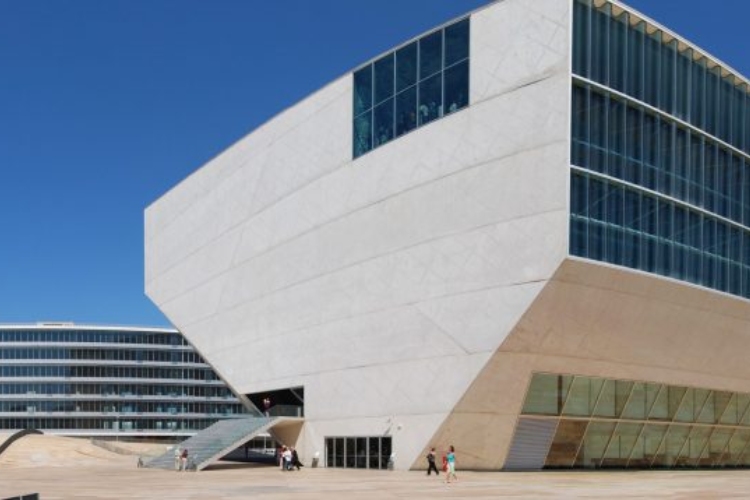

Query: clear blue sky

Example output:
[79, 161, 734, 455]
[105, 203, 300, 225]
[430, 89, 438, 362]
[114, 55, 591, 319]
[1, 1, 748, 328]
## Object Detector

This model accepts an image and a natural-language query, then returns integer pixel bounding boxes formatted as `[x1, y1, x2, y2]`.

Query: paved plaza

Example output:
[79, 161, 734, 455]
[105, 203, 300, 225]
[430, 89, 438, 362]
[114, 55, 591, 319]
[2, 435, 750, 499]
[8, 462, 750, 499]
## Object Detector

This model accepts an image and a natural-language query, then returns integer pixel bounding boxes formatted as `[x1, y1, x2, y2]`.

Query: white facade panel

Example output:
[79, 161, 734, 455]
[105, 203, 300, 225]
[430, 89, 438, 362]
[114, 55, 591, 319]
[146, 0, 571, 469]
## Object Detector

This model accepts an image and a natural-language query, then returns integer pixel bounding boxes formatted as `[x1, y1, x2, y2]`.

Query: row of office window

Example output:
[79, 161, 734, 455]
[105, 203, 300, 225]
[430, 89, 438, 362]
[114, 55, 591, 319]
[572, 84, 750, 229]
[0, 418, 228, 432]
[353, 18, 469, 158]
[0, 383, 235, 398]
[522, 373, 750, 468]
[0, 347, 204, 364]
[0, 365, 222, 380]
[0, 400, 240, 415]
[0, 329, 188, 346]
[573, 0, 750, 155]
[570, 171, 750, 299]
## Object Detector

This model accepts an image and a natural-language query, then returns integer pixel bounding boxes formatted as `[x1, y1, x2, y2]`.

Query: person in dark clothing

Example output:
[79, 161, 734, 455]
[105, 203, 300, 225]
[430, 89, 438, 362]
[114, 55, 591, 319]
[291, 447, 303, 470]
[426, 447, 439, 475]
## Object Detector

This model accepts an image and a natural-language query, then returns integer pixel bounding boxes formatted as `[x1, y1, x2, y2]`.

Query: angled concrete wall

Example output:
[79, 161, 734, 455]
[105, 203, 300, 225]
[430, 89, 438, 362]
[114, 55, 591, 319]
[145, 0, 571, 469]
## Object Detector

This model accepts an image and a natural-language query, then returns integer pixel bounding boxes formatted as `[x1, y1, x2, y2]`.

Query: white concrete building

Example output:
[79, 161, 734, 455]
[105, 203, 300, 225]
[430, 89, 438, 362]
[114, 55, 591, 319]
[146, 0, 750, 470]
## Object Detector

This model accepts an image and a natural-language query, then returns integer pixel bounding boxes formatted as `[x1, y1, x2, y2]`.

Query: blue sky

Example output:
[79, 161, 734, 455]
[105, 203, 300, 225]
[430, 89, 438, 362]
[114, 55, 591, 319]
[1, 1, 748, 328]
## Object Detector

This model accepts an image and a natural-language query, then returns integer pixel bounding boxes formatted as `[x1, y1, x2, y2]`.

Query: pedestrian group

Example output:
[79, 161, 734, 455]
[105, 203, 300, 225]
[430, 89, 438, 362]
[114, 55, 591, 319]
[426, 445, 458, 483]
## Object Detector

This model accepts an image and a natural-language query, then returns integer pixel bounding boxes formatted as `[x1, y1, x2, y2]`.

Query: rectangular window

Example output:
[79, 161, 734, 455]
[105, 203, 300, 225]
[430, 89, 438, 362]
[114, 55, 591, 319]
[660, 37, 676, 113]
[691, 58, 706, 129]
[419, 30, 442, 80]
[353, 67, 372, 117]
[624, 105, 642, 185]
[643, 31, 660, 106]
[608, 12, 626, 93]
[395, 87, 417, 137]
[443, 60, 469, 115]
[570, 172, 589, 257]
[396, 42, 417, 92]
[626, 21, 644, 101]
[591, 4, 609, 84]
[353, 18, 469, 159]
[373, 99, 394, 148]
[444, 18, 469, 67]
[325, 436, 392, 470]
[572, 85, 589, 168]
[373, 54, 394, 105]
[573, 0, 591, 78]
[675, 48, 691, 121]
[418, 73, 442, 126]
[608, 97, 624, 179]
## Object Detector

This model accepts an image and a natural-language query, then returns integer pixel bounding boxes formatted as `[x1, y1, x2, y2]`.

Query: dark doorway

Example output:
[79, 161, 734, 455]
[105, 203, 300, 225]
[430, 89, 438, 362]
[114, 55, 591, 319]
[247, 387, 304, 417]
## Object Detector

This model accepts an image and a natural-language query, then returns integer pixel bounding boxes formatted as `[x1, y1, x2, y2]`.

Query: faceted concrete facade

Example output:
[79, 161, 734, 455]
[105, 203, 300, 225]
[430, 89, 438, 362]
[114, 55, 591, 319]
[146, 0, 570, 470]
[146, 0, 749, 471]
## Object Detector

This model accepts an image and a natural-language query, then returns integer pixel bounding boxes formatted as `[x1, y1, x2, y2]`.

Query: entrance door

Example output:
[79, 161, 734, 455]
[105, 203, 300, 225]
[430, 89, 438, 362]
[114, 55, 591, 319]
[324, 436, 392, 469]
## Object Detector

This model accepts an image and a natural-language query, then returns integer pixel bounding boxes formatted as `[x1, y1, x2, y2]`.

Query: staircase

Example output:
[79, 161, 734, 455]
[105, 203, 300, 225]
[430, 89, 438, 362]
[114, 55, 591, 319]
[144, 417, 281, 471]
[503, 417, 558, 470]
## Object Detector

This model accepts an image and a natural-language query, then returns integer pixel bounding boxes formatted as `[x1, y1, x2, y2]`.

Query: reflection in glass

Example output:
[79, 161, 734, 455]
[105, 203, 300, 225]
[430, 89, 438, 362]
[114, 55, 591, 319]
[630, 424, 667, 468]
[521, 374, 750, 469]
[353, 66, 372, 116]
[522, 373, 560, 415]
[444, 61, 469, 115]
[355, 437, 367, 468]
[381, 437, 392, 470]
[369, 437, 381, 469]
[703, 427, 732, 466]
[724, 429, 750, 466]
[395, 87, 417, 137]
[419, 73, 442, 126]
[335, 437, 344, 467]
[352, 18, 469, 159]
[353, 111, 372, 157]
[601, 423, 641, 468]
[396, 42, 417, 92]
[621, 382, 649, 420]
[563, 376, 603, 417]
[576, 421, 616, 468]
[445, 18, 469, 67]
[374, 54, 394, 105]
[373, 99, 394, 147]
[546, 420, 587, 468]
[593, 380, 616, 418]
[573, 0, 750, 157]
[570, 80, 750, 300]
[420, 30, 443, 79]
[678, 426, 710, 467]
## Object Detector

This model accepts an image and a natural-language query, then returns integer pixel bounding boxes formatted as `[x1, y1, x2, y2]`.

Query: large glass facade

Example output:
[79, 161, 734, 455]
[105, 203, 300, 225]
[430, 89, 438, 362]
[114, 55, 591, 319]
[571, 0, 750, 300]
[521, 373, 750, 469]
[0, 325, 250, 435]
[353, 18, 470, 158]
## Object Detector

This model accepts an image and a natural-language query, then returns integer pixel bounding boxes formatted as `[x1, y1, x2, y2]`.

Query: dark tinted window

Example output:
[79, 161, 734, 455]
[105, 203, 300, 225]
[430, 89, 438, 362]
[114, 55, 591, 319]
[353, 18, 470, 158]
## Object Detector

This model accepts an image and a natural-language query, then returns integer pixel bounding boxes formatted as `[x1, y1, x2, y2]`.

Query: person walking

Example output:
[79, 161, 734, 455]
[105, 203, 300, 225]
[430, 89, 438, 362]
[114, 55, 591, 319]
[180, 448, 189, 471]
[426, 447, 439, 476]
[282, 446, 293, 471]
[291, 447, 303, 470]
[174, 446, 181, 471]
[445, 445, 458, 484]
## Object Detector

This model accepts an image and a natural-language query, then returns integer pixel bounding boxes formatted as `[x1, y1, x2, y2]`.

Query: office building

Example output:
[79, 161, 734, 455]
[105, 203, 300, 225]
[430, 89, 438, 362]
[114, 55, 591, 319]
[0, 323, 247, 438]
